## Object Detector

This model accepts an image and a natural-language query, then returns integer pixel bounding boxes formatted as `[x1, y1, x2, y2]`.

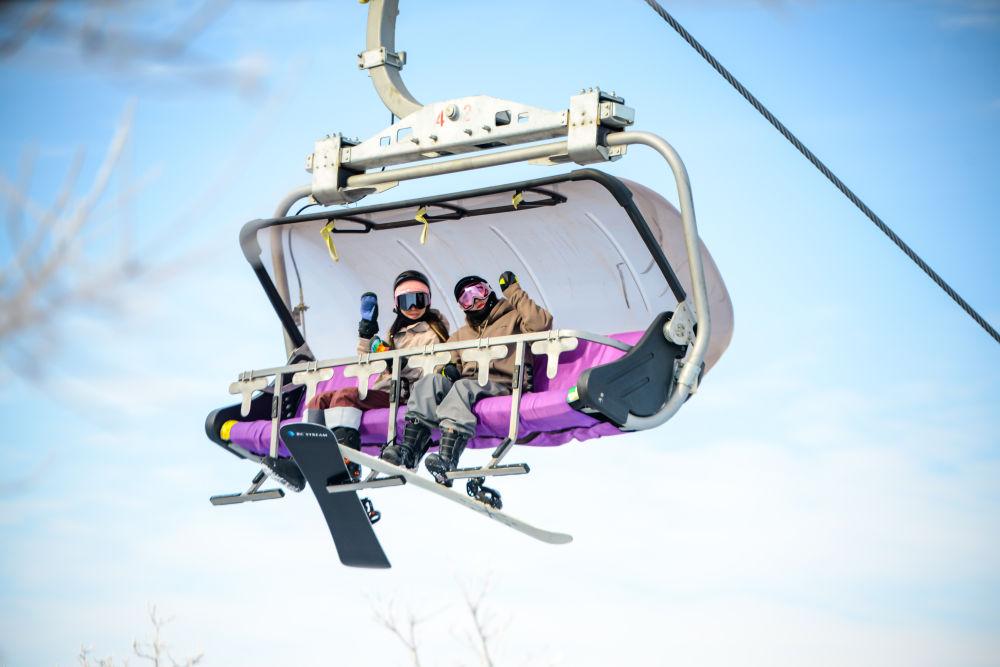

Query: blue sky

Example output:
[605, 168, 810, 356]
[1, 1, 998, 665]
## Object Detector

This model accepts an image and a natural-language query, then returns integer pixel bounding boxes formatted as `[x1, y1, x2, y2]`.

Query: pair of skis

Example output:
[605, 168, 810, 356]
[280, 423, 571, 569]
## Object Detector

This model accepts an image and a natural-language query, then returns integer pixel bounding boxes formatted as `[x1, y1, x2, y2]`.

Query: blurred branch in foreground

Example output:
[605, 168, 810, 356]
[0, 101, 182, 377]
[78, 605, 203, 667]
[0, 0, 266, 96]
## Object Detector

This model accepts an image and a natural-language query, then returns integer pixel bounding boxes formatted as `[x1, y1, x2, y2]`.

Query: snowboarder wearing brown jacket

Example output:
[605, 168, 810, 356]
[381, 271, 552, 483]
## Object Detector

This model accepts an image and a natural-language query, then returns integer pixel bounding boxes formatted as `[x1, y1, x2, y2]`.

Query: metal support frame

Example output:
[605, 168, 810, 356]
[327, 475, 405, 494]
[268, 375, 284, 458]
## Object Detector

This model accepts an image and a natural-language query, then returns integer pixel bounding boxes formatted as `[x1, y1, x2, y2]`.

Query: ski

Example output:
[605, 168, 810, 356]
[344, 446, 573, 545]
[280, 423, 390, 569]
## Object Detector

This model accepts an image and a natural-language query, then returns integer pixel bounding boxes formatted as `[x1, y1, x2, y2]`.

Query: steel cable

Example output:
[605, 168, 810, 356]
[643, 0, 999, 344]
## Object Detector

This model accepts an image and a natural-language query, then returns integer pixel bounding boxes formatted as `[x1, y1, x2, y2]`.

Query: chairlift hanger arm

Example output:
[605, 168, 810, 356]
[306, 87, 633, 206]
[359, 0, 421, 119]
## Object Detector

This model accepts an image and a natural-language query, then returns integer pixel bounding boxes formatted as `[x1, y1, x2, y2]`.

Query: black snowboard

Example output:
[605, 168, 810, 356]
[280, 423, 390, 569]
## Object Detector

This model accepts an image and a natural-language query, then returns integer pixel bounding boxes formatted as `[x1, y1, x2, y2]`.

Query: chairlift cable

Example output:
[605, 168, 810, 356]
[642, 0, 1000, 345]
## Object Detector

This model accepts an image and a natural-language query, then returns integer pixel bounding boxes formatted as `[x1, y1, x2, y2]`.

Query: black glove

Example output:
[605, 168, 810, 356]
[498, 270, 518, 292]
[440, 363, 462, 382]
[358, 292, 379, 338]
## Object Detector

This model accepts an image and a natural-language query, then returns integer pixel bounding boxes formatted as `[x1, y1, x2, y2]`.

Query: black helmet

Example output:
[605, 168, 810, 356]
[453, 275, 488, 300]
[394, 269, 430, 296]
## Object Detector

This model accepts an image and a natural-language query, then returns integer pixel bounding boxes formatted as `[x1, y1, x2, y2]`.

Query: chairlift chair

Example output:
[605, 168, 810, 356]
[203, 0, 733, 548]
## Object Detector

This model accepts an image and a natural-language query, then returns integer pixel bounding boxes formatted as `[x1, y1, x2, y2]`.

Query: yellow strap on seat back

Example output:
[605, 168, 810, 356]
[320, 221, 339, 262]
[416, 206, 429, 244]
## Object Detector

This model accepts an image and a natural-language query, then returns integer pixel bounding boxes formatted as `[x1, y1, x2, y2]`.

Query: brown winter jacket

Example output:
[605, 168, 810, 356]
[448, 283, 553, 387]
[359, 314, 450, 397]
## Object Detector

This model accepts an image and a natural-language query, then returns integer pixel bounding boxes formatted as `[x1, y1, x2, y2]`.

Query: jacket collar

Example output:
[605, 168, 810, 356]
[398, 319, 430, 334]
[465, 297, 512, 332]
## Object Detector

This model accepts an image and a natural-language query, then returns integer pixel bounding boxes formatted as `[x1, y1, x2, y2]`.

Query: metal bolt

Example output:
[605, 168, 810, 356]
[429, 134, 438, 141]
[445, 103, 459, 120]
[481, 125, 491, 132]
[464, 128, 473, 135]
[410, 137, 420, 144]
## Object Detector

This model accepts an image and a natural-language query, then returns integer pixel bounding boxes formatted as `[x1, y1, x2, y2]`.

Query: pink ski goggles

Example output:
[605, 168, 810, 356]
[457, 281, 491, 310]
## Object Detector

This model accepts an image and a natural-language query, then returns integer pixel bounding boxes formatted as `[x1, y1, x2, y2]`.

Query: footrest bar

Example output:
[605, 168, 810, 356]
[210, 488, 285, 505]
[327, 475, 406, 494]
[445, 463, 530, 480]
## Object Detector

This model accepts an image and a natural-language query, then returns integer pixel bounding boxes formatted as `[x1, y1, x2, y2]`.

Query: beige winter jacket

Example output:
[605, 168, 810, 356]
[358, 318, 448, 397]
[448, 283, 553, 386]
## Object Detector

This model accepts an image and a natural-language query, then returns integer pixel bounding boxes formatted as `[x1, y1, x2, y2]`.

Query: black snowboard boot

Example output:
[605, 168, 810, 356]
[381, 418, 432, 470]
[331, 425, 379, 523]
[424, 428, 469, 486]
[331, 426, 363, 481]
[261, 456, 305, 492]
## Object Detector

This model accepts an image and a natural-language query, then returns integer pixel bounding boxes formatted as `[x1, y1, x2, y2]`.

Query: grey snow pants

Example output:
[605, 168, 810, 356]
[406, 374, 511, 436]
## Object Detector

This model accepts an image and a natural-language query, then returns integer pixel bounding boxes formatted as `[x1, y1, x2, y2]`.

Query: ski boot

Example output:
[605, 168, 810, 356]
[424, 428, 469, 486]
[331, 426, 379, 524]
[260, 456, 305, 492]
[380, 417, 432, 470]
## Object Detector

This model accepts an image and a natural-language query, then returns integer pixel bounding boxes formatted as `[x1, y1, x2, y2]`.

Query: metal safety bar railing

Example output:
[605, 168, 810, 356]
[228, 329, 632, 463]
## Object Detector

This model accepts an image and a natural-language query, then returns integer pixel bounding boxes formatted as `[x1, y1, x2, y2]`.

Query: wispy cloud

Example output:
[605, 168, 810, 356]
[939, 0, 1000, 29]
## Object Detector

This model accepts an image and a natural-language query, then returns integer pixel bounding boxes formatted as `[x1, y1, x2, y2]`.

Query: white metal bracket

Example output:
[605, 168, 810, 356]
[530, 334, 579, 379]
[229, 376, 268, 417]
[664, 300, 697, 346]
[358, 46, 406, 70]
[306, 133, 399, 205]
[344, 358, 388, 400]
[291, 365, 334, 407]
[461, 344, 509, 387]
[408, 349, 451, 378]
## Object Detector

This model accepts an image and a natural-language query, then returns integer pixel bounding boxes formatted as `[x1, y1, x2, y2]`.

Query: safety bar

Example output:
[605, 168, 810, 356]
[236, 329, 629, 381]
[229, 329, 628, 461]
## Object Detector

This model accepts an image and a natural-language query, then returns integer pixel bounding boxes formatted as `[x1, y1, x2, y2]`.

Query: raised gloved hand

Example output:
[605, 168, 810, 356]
[440, 362, 462, 382]
[498, 270, 518, 292]
[358, 292, 379, 338]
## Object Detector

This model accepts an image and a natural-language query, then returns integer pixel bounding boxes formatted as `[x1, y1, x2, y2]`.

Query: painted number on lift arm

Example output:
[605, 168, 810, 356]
[435, 104, 473, 126]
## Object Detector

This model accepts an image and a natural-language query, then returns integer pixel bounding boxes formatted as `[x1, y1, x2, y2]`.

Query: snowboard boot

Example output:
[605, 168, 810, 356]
[261, 456, 305, 492]
[331, 426, 379, 523]
[331, 426, 363, 481]
[381, 417, 432, 470]
[424, 428, 469, 486]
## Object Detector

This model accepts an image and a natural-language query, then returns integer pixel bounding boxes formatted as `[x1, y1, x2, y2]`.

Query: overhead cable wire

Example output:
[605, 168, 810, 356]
[642, 0, 999, 345]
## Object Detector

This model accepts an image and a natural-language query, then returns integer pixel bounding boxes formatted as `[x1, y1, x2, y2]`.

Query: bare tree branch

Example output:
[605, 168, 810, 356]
[131, 605, 203, 667]
[371, 598, 428, 667]
[461, 578, 502, 667]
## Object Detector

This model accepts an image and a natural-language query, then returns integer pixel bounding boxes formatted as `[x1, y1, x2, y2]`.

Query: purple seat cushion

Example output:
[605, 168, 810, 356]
[228, 332, 641, 457]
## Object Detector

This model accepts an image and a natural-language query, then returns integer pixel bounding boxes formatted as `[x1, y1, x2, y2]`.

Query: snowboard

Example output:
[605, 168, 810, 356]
[280, 423, 390, 569]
